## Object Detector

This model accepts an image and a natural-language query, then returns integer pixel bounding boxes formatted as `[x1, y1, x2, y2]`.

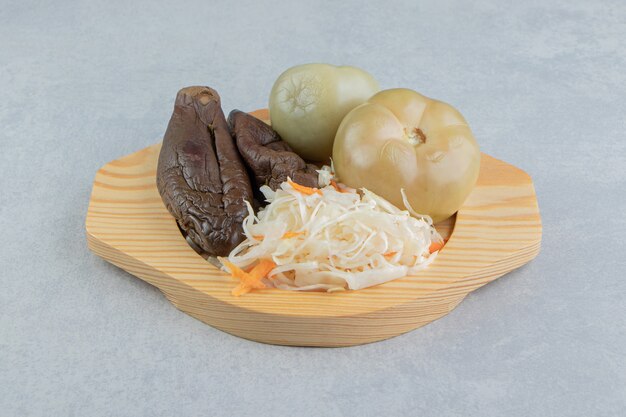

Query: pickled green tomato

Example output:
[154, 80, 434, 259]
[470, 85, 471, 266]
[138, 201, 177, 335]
[269, 64, 379, 162]
[332, 88, 480, 223]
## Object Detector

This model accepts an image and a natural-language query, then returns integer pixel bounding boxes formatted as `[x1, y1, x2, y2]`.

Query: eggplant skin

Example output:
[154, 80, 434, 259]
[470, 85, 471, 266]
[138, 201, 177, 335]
[156, 87, 253, 257]
[228, 110, 318, 191]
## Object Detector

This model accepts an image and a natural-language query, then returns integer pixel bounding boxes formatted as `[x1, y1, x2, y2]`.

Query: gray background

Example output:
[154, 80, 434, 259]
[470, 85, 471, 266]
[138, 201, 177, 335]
[1, 0, 624, 415]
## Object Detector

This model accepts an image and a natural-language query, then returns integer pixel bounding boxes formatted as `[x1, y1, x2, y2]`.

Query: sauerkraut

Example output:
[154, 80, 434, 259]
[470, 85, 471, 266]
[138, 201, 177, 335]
[219, 169, 442, 294]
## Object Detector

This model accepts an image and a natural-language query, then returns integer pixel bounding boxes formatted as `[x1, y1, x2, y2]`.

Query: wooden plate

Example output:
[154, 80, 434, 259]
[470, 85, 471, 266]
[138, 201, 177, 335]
[86, 109, 542, 347]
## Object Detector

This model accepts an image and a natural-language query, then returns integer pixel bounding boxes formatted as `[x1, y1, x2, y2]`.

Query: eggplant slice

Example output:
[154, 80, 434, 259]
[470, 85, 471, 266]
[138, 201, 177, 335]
[157, 87, 253, 257]
[228, 110, 319, 191]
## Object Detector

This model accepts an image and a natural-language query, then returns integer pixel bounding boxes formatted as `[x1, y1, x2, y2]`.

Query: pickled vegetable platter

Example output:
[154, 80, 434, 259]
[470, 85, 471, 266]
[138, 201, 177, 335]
[86, 65, 541, 346]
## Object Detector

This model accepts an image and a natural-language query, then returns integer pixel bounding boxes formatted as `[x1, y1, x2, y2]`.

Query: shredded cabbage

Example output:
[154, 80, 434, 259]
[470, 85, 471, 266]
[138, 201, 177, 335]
[224, 172, 442, 292]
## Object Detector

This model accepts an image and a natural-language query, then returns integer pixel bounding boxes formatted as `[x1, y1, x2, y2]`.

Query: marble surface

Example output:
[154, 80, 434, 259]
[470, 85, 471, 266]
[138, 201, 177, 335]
[1, 0, 624, 415]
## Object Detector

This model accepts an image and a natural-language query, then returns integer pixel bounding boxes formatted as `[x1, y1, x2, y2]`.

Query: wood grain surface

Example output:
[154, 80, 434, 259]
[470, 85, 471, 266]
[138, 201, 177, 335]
[86, 110, 542, 347]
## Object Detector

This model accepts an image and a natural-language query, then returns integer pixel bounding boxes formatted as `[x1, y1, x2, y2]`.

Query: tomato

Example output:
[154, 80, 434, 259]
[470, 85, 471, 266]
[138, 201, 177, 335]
[333, 88, 480, 222]
[269, 63, 379, 161]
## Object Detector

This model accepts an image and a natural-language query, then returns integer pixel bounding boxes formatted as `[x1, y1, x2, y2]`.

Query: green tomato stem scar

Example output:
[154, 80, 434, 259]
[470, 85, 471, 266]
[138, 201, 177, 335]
[405, 127, 427, 145]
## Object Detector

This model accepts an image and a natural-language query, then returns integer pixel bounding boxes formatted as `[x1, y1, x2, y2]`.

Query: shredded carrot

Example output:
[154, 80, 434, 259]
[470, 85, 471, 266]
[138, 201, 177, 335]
[253, 231, 303, 240]
[330, 179, 352, 193]
[249, 259, 277, 280]
[220, 260, 248, 280]
[288, 179, 322, 195]
[429, 239, 447, 253]
[281, 231, 303, 239]
[384, 251, 397, 258]
[221, 258, 276, 296]
[232, 284, 253, 297]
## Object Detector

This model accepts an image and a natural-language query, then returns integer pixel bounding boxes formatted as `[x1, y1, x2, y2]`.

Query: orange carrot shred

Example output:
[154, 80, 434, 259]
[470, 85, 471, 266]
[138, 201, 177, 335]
[330, 179, 349, 193]
[221, 259, 276, 296]
[429, 239, 448, 253]
[221, 260, 247, 280]
[384, 251, 397, 258]
[288, 179, 322, 195]
[248, 259, 277, 280]
[232, 285, 252, 297]
[281, 231, 303, 239]
[252, 232, 303, 241]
